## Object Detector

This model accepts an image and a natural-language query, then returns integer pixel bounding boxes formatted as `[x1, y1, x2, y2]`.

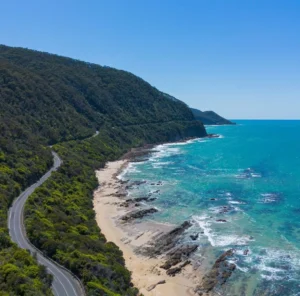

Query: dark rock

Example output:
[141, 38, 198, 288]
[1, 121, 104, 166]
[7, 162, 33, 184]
[139, 221, 192, 257]
[243, 249, 249, 256]
[166, 260, 190, 277]
[146, 280, 166, 291]
[133, 196, 151, 202]
[160, 244, 198, 270]
[190, 233, 199, 240]
[119, 179, 130, 185]
[115, 190, 127, 198]
[196, 249, 236, 293]
[120, 202, 130, 208]
[218, 205, 236, 214]
[135, 232, 144, 240]
[121, 208, 158, 222]
[119, 198, 134, 207]
[130, 158, 149, 163]
[121, 196, 157, 206]
[206, 134, 220, 138]
[160, 258, 182, 270]
[122, 146, 156, 161]
[125, 180, 147, 190]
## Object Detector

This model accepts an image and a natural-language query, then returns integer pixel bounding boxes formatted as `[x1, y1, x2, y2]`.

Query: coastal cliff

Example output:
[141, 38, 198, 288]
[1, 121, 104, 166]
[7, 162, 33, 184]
[0, 45, 206, 295]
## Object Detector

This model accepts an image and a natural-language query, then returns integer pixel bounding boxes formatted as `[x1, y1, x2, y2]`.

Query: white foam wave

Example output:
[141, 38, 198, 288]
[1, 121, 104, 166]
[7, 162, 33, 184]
[151, 161, 173, 169]
[227, 260, 249, 273]
[149, 146, 182, 162]
[235, 249, 251, 256]
[193, 215, 249, 247]
[248, 247, 300, 282]
[229, 200, 246, 205]
[118, 163, 141, 179]
[149, 137, 209, 162]
[251, 173, 262, 178]
[261, 193, 276, 197]
[259, 193, 280, 204]
[261, 274, 285, 281]
[163, 138, 205, 146]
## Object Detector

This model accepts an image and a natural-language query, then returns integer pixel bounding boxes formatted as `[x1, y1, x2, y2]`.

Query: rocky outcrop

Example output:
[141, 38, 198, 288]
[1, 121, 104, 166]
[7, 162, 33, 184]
[125, 180, 147, 190]
[190, 233, 199, 240]
[121, 208, 158, 222]
[146, 280, 166, 292]
[160, 244, 198, 270]
[166, 260, 191, 277]
[140, 221, 192, 257]
[195, 249, 236, 294]
[206, 134, 220, 138]
[120, 196, 157, 207]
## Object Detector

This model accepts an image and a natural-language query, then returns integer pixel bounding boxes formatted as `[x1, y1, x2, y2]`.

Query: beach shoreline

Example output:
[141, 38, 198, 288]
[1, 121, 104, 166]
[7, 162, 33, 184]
[93, 157, 203, 296]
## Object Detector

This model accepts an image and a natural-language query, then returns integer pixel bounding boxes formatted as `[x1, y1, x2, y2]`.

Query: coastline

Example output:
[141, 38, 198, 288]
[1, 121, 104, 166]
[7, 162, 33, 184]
[93, 157, 203, 296]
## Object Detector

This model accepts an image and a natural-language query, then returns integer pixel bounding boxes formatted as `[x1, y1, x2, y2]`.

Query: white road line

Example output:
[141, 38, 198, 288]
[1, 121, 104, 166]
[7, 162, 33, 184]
[52, 283, 59, 296]
[14, 190, 70, 295]
[21, 179, 77, 296]
[17, 180, 72, 296]
[8, 149, 90, 296]
[41, 254, 77, 296]
[45, 267, 69, 296]
[8, 153, 77, 296]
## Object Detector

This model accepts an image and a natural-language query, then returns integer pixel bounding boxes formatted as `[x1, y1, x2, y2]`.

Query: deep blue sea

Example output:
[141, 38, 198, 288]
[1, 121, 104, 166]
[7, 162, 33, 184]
[121, 120, 300, 296]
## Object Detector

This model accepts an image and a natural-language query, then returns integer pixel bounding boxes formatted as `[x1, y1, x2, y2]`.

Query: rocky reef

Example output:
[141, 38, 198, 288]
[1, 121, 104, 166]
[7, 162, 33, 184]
[121, 208, 158, 222]
[195, 249, 236, 294]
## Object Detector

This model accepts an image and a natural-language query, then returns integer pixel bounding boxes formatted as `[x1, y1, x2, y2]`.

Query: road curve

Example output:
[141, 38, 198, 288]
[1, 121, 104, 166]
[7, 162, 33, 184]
[8, 151, 84, 296]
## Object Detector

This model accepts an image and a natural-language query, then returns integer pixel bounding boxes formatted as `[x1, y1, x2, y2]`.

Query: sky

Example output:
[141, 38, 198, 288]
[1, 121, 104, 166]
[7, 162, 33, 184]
[1, 0, 300, 119]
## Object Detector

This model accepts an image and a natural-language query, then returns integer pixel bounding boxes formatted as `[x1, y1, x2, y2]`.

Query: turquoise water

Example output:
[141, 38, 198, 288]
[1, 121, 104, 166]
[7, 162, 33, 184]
[122, 120, 300, 296]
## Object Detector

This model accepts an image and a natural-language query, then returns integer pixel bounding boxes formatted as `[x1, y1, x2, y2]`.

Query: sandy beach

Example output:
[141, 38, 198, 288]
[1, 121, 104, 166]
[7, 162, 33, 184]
[93, 160, 202, 296]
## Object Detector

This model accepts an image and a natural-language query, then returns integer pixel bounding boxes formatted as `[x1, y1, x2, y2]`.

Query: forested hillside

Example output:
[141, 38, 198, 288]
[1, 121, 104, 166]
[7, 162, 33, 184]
[0, 45, 197, 144]
[190, 108, 235, 125]
[0, 44, 206, 295]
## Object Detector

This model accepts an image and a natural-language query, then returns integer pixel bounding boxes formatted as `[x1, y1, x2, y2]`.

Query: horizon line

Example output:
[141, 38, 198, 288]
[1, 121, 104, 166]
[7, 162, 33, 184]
[230, 118, 300, 120]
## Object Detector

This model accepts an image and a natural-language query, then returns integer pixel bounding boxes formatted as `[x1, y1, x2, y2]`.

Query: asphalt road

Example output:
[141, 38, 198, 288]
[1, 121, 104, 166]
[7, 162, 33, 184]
[8, 151, 84, 296]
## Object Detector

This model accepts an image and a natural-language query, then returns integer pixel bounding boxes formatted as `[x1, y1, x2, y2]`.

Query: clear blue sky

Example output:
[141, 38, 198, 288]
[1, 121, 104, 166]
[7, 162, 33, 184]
[1, 0, 299, 119]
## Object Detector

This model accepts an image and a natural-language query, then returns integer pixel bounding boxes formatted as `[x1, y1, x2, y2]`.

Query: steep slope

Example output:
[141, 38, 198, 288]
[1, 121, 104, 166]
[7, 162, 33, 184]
[191, 108, 235, 125]
[0, 45, 206, 295]
[0, 45, 202, 144]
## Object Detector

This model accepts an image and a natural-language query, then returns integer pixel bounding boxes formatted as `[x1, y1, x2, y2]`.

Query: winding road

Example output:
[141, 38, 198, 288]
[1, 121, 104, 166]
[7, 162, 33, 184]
[8, 151, 84, 296]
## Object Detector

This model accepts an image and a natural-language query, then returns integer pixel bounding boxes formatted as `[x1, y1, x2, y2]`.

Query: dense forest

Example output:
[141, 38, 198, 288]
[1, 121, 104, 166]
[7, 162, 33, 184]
[0, 45, 206, 295]
[190, 108, 235, 125]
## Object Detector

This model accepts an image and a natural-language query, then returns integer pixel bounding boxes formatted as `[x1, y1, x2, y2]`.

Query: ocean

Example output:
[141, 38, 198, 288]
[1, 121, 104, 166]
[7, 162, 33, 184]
[121, 120, 300, 296]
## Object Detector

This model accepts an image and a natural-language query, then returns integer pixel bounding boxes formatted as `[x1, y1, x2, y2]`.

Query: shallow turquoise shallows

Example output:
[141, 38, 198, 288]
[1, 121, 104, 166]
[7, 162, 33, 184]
[121, 120, 300, 296]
